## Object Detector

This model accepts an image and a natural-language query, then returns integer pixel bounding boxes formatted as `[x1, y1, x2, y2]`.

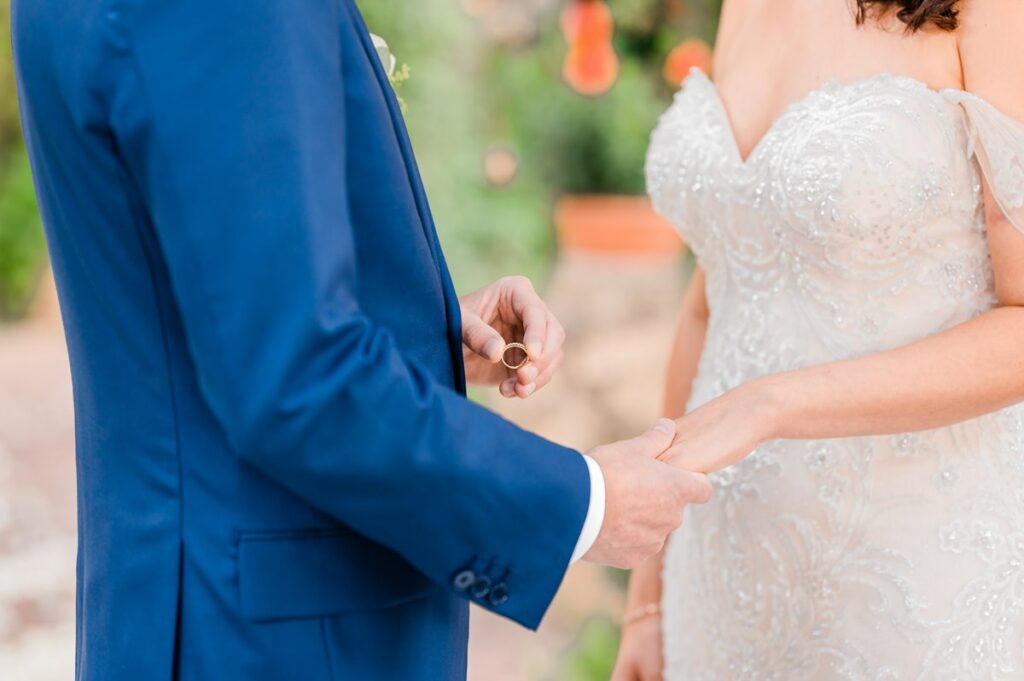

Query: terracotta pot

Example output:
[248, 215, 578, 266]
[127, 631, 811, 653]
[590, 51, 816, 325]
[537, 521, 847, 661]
[554, 194, 684, 255]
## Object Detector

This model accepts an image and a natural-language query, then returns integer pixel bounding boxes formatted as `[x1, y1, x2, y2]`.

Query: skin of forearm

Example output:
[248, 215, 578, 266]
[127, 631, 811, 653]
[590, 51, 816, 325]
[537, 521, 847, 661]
[663, 269, 709, 419]
[761, 304, 1024, 441]
[625, 270, 710, 609]
[625, 552, 665, 610]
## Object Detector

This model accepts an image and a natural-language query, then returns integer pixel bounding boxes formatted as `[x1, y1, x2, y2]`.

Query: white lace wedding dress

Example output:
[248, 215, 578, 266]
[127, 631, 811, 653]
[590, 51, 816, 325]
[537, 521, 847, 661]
[646, 68, 1024, 680]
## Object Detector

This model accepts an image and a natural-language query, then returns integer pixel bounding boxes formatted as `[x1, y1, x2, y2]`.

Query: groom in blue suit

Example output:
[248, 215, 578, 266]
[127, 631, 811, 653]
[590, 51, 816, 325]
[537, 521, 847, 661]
[12, 0, 712, 679]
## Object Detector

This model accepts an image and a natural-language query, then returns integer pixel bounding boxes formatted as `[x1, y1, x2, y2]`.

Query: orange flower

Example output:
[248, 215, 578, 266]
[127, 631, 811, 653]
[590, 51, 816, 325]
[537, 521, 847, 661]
[563, 44, 619, 96]
[561, 0, 619, 96]
[560, 0, 614, 45]
[663, 39, 712, 87]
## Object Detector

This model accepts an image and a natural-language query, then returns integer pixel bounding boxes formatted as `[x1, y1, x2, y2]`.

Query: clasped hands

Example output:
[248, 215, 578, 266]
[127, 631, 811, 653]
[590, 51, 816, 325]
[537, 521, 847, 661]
[461, 277, 772, 569]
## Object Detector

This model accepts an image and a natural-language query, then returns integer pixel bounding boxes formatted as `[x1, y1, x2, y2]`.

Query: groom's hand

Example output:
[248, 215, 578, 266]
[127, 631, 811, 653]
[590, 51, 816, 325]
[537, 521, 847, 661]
[584, 419, 713, 569]
[459, 276, 565, 398]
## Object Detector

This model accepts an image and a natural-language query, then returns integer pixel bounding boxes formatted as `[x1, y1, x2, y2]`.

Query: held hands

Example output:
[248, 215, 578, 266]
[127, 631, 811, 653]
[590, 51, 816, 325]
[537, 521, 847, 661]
[662, 380, 780, 474]
[459, 276, 768, 561]
[583, 420, 713, 569]
[459, 276, 565, 398]
[603, 385, 779, 680]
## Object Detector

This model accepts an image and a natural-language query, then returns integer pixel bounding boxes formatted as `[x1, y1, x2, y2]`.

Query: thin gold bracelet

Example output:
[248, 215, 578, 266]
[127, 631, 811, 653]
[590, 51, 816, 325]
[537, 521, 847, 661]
[623, 602, 661, 627]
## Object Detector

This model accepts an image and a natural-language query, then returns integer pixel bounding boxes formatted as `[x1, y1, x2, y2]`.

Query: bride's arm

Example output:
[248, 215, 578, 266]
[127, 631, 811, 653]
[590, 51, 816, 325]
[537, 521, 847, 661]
[666, 4, 1024, 475]
[663, 267, 710, 419]
[670, 300, 1024, 473]
[612, 268, 710, 681]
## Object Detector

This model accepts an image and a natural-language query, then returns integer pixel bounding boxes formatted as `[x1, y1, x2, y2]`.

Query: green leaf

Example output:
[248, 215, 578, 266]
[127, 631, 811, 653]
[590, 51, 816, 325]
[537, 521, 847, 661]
[0, 146, 47, 320]
[551, 616, 622, 681]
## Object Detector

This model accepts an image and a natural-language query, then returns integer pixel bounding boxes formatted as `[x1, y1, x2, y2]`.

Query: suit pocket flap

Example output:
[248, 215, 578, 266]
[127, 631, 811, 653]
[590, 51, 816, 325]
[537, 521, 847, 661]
[238, 528, 437, 621]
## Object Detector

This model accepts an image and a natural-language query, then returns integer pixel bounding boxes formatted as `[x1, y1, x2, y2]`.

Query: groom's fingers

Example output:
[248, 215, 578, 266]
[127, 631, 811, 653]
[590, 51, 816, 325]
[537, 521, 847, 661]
[508, 280, 548, 359]
[499, 377, 517, 398]
[676, 470, 713, 504]
[520, 303, 547, 360]
[515, 363, 539, 386]
[541, 310, 566, 360]
[516, 315, 562, 385]
[513, 380, 537, 399]
[505, 355, 560, 399]
[461, 313, 504, 362]
[531, 350, 564, 391]
[624, 419, 677, 458]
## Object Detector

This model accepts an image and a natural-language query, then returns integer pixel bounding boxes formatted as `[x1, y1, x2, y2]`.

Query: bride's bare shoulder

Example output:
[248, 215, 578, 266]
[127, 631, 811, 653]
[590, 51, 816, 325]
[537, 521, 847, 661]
[957, 0, 1024, 116]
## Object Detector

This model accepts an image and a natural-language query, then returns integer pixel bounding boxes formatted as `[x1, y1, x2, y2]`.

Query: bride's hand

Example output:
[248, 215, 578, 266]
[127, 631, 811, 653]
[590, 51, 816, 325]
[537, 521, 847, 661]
[662, 380, 780, 473]
[610, 615, 664, 681]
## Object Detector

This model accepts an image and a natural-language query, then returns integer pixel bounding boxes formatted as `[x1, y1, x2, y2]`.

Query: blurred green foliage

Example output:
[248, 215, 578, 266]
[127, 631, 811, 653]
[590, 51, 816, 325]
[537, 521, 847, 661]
[0, 0, 47, 320]
[0, 0, 718, 312]
[484, 0, 720, 196]
[357, 1, 552, 292]
[549, 616, 621, 681]
[0, 0, 21, 149]
[484, 43, 667, 195]
[0, 149, 45, 318]
[357, 0, 718, 292]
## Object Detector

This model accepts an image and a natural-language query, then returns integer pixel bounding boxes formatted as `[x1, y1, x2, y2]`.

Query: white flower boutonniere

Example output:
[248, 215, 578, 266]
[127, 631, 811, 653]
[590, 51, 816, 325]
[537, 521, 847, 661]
[370, 33, 411, 113]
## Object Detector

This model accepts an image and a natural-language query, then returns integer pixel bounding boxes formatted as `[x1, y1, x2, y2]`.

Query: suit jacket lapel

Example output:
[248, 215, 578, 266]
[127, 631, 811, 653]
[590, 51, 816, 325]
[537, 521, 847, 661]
[343, 1, 467, 392]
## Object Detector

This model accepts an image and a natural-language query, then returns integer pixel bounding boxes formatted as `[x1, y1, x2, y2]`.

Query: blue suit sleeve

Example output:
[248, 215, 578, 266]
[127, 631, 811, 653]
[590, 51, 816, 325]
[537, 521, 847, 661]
[104, 0, 589, 629]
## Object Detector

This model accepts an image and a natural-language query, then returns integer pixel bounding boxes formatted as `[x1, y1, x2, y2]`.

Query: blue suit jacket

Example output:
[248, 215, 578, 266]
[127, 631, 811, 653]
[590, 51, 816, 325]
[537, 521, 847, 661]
[12, 1, 591, 679]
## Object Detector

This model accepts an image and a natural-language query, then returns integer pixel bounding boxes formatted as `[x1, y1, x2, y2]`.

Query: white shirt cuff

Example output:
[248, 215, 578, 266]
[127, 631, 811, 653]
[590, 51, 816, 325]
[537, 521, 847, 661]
[570, 454, 606, 564]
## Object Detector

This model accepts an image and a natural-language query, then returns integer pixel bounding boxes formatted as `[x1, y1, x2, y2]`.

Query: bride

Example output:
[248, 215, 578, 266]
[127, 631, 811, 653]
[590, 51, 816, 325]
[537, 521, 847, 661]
[614, 0, 1024, 678]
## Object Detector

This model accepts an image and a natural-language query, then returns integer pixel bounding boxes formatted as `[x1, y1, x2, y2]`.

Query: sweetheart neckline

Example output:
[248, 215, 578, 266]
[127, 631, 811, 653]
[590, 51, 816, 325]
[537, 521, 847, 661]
[685, 68, 977, 167]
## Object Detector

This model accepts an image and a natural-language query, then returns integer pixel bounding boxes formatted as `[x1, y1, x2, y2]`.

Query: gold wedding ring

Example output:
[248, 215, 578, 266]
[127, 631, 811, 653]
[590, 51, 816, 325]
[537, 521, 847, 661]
[501, 342, 530, 370]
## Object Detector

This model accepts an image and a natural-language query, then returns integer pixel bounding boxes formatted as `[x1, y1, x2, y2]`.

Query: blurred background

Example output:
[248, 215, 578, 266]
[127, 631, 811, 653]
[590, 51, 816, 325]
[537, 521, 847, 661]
[0, 0, 721, 678]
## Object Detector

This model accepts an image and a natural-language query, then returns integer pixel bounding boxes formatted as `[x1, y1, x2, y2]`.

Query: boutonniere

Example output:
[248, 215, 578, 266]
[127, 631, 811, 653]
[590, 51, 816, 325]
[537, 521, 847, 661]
[370, 33, 411, 114]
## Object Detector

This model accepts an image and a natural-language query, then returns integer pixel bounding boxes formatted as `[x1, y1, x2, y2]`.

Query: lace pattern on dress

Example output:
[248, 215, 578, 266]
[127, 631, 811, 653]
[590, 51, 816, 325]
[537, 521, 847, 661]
[647, 69, 1024, 680]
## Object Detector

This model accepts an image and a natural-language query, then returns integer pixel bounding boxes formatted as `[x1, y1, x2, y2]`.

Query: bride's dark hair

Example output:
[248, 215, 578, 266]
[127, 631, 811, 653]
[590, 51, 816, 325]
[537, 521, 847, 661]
[855, 0, 959, 31]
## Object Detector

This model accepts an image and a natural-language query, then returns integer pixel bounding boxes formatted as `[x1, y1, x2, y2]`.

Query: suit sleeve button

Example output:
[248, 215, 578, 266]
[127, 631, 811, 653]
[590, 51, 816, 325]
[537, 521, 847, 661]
[452, 569, 476, 593]
[470, 575, 492, 599]
[488, 582, 509, 607]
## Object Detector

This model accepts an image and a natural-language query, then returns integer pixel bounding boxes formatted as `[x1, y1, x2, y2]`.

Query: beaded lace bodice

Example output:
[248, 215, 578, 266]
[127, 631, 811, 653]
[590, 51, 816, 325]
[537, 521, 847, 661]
[647, 69, 1024, 680]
